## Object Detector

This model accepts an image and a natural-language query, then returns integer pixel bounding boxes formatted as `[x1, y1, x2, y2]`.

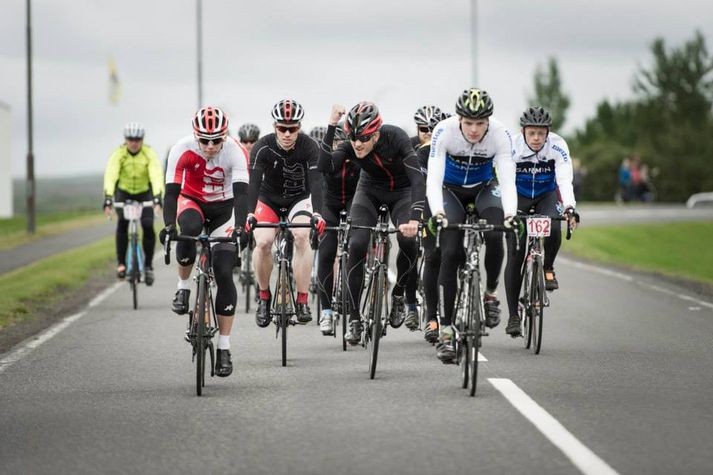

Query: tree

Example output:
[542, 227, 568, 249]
[528, 57, 571, 130]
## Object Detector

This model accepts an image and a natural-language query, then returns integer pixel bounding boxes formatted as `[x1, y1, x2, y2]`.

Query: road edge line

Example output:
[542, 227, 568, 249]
[0, 281, 122, 375]
[489, 378, 620, 475]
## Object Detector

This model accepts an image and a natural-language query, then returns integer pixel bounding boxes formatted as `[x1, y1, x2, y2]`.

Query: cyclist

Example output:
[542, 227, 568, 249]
[316, 119, 359, 335]
[237, 123, 260, 155]
[410, 105, 444, 150]
[161, 106, 249, 378]
[320, 102, 424, 344]
[309, 125, 327, 144]
[504, 106, 578, 337]
[245, 99, 325, 328]
[425, 88, 518, 363]
[103, 122, 164, 285]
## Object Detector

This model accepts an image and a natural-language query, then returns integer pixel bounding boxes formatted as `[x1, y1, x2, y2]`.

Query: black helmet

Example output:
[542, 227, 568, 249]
[334, 121, 347, 142]
[309, 126, 327, 143]
[344, 101, 383, 139]
[427, 110, 451, 132]
[455, 88, 494, 119]
[271, 99, 304, 124]
[520, 106, 553, 128]
[413, 105, 443, 127]
[238, 123, 260, 142]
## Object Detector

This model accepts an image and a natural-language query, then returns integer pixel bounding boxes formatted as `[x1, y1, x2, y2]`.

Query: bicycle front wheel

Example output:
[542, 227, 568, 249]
[368, 268, 386, 380]
[522, 263, 533, 350]
[532, 258, 545, 355]
[278, 261, 289, 367]
[130, 234, 139, 310]
[196, 274, 208, 396]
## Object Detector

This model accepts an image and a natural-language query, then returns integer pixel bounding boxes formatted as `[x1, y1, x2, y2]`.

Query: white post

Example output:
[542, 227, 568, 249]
[0, 101, 12, 218]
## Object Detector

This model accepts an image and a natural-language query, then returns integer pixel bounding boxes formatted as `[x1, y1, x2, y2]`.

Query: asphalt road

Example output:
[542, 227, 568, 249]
[1, 248, 712, 474]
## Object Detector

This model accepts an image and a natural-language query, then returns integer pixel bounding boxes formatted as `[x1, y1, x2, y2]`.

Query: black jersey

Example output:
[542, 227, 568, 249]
[416, 142, 430, 175]
[248, 132, 322, 213]
[317, 125, 361, 206]
[410, 135, 422, 150]
[320, 124, 425, 220]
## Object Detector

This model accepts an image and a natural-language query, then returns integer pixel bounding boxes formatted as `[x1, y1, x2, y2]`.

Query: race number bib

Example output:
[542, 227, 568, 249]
[526, 217, 551, 237]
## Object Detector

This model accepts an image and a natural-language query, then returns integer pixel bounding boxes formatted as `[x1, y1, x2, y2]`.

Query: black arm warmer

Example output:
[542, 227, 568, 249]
[309, 168, 324, 215]
[317, 125, 337, 173]
[232, 182, 248, 228]
[163, 183, 180, 227]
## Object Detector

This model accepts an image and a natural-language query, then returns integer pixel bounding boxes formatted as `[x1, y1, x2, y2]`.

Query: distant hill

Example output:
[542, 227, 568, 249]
[13, 175, 103, 214]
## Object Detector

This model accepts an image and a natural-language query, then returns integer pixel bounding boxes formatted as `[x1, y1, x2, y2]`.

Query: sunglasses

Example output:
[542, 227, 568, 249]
[198, 137, 224, 145]
[418, 126, 431, 133]
[350, 134, 374, 143]
[275, 125, 300, 134]
[242, 140, 256, 145]
[125, 137, 143, 142]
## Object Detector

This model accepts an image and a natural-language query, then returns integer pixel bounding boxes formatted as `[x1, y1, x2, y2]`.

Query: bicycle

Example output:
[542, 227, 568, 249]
[252, 210, 313, 367]
[309, 242, 321, 325]
[435, 206, 512, 396]
[113, 200, 154, 310]
[163, 231, 237, 396]
[325, 210, 351, 351]
[518, 211, 578, 355]
[352, 205, 398, 380]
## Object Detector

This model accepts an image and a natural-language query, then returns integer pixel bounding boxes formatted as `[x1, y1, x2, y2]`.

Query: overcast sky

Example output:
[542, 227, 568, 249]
[1, 0, 712, 178]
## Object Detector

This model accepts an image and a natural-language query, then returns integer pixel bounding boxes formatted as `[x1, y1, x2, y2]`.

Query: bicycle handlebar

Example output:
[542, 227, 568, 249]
[350, 224, 400, 234]
[517, 212, 580, 241]
[113, 201, 155, 208]
[163, 233, 238, 265]
[251, 222, 313, 230]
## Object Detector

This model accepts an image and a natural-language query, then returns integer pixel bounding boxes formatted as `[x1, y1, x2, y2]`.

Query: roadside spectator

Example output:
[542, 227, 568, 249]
[617, 157, 632, 202]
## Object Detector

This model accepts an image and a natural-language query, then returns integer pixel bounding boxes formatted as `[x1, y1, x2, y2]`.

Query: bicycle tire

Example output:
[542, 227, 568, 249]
[279, 260, 289, 367]
[533, 257, 545, 354]
[131, 235, 139, 310]
[339, 256, 349, 350]
[469, 274, 482, 397]
[522, 261, 533, 350]
[196, 274, 207, 396]
[368, 267, 386, 380]
[454, 285, 468, 389]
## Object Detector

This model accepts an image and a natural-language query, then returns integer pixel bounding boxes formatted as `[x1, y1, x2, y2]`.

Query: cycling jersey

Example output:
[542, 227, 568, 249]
[318, 125, 362, 207]
[248, 132, 322, 214]
[513, 132, 576, 209]
[104, 144, 163, 197]
[166, 135, 249, 202]
[427, 115, 517, 217]
[416, 141, 431, 175]
[410, 135, 421, 149]
[324, 124, 425, 220]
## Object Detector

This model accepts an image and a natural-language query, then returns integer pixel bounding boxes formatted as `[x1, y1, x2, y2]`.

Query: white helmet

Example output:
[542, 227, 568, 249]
[124, 122, 145, 139]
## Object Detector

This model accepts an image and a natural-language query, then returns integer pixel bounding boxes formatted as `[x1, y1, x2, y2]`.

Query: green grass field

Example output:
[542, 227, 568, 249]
[0, 211, 104, 250]
[0, 237, 113, 330]
[562, 221, 713, 284]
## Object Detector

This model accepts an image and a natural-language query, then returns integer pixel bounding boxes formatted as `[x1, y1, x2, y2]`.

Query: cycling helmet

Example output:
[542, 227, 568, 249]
[455, 88, 494, 119]
[344, 101, 383, 139]
[427, 110, 451, 131]
[124, 122, 145, 139]
[271, 99, 304, 124]
[334, 121, 347, 142]
[309, 126, 327, 143]
[413, 105, 443, 127]
[238, 123, 260, 142]
[192, 106, 229, 140]
[520, 106, 553, 128]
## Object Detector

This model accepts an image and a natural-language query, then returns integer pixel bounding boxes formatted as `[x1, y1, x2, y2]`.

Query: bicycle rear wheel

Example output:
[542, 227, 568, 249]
[532, 258, 545, 354]
[196, 274, 208, 396]
[368, 268, 386, 380]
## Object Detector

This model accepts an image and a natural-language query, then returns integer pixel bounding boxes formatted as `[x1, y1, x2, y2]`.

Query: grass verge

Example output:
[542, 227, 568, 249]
[0, 237, 114, 331]
[562, 221, 713, 285]
[0, 211, 104, 250]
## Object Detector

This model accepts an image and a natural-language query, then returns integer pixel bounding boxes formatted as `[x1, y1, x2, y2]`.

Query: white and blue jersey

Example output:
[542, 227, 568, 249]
[512, 132, 576, 209]
[426, 115, 517, 217]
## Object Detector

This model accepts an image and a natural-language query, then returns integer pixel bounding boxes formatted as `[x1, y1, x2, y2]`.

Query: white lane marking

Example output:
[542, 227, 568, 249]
[489, 378, 620, 475]
[0, 282, 122, 375]
[558, 257, 713, 310]
[478, 352, 487, 361]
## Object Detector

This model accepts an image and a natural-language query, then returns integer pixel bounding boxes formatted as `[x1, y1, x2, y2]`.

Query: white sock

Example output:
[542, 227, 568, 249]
[177, 278, 191, 290]
[218, 335, 230, 350]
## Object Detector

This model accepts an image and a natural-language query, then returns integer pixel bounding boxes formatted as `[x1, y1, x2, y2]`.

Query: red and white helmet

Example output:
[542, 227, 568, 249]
[192, 106, 229, 140]
[344, 101, 383, 139]
[271, 99, 304, 124]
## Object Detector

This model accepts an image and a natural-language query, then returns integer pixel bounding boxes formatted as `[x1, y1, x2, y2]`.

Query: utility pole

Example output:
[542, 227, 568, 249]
[470, 0, 478, 86]
[196, 0, 203, 109]
[26, 0, 35, 233]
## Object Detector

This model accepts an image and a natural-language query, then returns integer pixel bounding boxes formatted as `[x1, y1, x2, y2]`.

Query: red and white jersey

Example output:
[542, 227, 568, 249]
[166, 135, 249, 202]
